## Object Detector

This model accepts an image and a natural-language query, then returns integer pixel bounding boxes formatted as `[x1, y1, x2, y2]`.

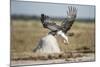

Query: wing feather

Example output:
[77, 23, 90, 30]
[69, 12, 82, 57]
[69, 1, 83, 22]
[41, 14, 61, 31]
[61, 6, 77, 33]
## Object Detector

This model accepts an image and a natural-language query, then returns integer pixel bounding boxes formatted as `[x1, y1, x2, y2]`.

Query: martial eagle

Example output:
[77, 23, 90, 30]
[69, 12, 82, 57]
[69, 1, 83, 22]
[40, 6, 77, 44]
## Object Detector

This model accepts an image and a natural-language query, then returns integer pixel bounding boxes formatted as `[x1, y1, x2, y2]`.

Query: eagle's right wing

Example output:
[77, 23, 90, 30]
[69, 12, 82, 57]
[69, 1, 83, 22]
[41, 14, 61, 31]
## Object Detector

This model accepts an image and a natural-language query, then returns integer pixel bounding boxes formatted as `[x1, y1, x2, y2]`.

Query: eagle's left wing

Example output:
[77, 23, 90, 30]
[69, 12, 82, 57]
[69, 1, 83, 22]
[61, 6, 77, 33]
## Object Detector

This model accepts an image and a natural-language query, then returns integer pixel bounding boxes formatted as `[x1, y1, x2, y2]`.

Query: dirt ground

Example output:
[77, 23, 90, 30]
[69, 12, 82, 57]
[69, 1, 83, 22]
[11, 53, 95, 66]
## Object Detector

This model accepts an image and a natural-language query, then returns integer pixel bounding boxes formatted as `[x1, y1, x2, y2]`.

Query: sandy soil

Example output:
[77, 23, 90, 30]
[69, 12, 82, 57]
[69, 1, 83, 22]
[11, 53, 95, 66]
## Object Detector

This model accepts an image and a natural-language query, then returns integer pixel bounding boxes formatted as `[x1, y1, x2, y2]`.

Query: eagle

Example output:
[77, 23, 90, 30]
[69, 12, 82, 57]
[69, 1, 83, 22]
[40, 6, 77, 45]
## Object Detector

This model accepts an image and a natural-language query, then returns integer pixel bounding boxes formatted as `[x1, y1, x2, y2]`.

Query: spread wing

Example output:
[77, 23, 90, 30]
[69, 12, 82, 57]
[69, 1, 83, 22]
[41, 14, 61, 31]
[61, 6, 77, 33]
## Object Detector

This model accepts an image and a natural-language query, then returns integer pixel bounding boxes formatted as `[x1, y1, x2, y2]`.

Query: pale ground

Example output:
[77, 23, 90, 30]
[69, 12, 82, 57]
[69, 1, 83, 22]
[11, 53, 95, 66]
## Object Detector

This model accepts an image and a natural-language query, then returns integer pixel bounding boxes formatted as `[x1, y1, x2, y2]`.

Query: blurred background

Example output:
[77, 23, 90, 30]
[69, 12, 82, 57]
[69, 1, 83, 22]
[11, 0, 95, 21]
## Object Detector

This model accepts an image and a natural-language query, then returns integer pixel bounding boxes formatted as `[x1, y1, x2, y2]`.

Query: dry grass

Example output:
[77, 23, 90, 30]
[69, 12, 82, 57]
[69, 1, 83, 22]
[11, 20, 95, 60]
